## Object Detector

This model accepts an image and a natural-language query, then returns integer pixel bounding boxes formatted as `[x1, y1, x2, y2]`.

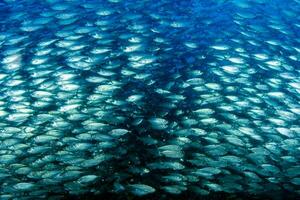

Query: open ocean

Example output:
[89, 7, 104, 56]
[0, 0, 299, 199]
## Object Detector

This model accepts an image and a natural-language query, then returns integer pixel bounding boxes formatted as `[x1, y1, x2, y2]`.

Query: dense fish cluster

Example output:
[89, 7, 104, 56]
[0, 0, 299, 199]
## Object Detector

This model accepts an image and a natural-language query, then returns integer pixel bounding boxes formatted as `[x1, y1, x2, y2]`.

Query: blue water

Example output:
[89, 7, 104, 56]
[0, 0, 299, 199]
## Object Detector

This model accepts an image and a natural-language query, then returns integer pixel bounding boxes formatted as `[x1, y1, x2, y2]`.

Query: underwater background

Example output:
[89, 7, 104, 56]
[0, 0, 299, 199]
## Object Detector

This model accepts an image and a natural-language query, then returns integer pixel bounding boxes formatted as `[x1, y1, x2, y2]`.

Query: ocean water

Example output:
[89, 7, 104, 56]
[0, 0, 299, 199]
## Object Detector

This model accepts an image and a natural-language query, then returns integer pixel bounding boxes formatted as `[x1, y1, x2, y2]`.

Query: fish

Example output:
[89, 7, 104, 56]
[0, 0, 299, 199]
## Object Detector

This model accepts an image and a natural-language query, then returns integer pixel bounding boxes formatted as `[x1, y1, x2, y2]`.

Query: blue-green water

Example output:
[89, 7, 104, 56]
[0, 0, 299, 199]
